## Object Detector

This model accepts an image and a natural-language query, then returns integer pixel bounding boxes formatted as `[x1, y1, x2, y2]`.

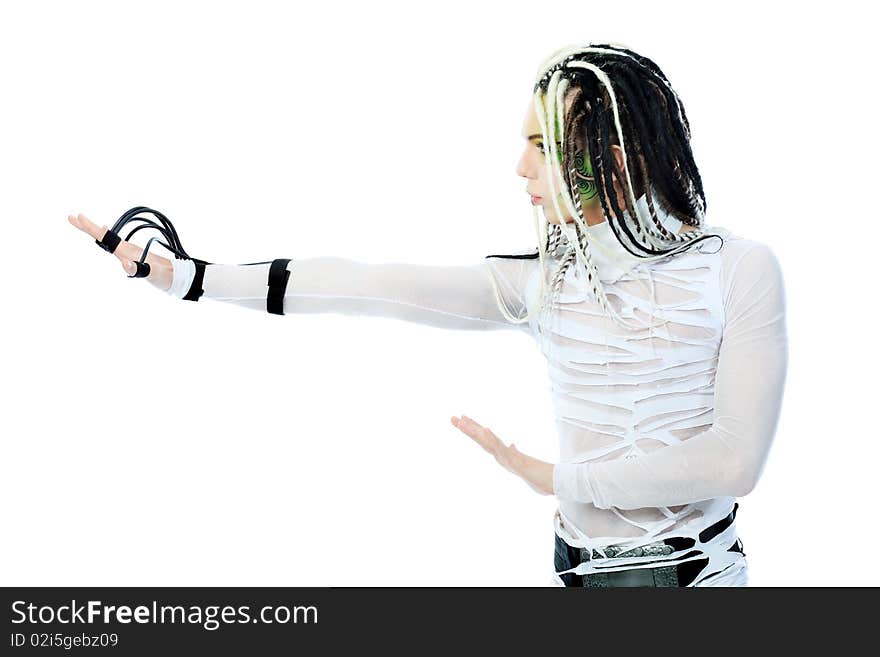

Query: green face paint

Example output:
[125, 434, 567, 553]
[552, 114, 565, 164]
[572, 149, 599, 202]
[546, 112, 598, 204]
[551, 145, 600, 203]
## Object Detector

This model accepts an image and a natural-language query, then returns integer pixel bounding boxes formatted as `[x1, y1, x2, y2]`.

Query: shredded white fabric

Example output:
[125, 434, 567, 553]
[538, 218, 786, 586]
[165, 215, 787, 587]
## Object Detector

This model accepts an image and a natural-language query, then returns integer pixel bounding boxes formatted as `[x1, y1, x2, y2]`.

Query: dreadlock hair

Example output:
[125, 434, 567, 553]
[496, 42, 725, 343]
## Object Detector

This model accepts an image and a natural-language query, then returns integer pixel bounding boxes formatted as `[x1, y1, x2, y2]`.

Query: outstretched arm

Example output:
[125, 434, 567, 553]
[551, 242, 789, 509]
[69, 212, 538, 333]
[167, 254, 536, 331]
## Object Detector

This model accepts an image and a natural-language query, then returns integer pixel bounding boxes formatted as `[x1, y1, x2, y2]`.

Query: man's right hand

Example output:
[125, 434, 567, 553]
[68, 213, 174, 291]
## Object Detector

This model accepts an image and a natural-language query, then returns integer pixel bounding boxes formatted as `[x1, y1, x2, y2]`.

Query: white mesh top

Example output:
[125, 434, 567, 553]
[165, 205, 787, 587]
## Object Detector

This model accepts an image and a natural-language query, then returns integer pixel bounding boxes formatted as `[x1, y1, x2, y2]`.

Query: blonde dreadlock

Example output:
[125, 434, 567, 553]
[492, 42, 725, 348]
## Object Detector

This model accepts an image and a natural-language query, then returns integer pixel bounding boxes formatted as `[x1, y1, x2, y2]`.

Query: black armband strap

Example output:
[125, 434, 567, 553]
[127, 261, 151, 278]
[95, 229, 121, 254]
[183, 259, 208, 302]
[267, 258, 291, 315]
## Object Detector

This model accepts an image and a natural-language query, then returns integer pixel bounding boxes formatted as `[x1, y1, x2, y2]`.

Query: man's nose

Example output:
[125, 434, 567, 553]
[516, 152, 532, 179]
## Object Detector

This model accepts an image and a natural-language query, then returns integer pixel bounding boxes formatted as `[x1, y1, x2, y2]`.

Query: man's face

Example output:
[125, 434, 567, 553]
[516, 91, 627, 229]
[516, 98, 566, 224]
[515, 93, 595, 225]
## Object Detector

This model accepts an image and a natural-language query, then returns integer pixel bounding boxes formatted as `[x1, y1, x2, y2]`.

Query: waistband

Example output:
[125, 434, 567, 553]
[554, 503, 744, 587]
[580, 502, 739, 560]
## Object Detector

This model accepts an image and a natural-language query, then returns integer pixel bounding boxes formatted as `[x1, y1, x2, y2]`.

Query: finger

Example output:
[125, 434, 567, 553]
[452, 415, 482, 439]
[68, 213, 144, 267]
[460, 415, 496, 439]
[112, 238, 151, 264]
[456, 414, 481, 431]
[467, 419, 499, 449]
[451, 416, 477, 431]
[68, 213, 146, 263]
[451, 415, 480, 442]
[68, 213, 107, 241]
[454, 416, 499, 454]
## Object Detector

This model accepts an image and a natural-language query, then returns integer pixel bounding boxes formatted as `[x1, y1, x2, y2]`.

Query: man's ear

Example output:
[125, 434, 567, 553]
[610, 145, 626, 174]
[607, 144, 631, 207]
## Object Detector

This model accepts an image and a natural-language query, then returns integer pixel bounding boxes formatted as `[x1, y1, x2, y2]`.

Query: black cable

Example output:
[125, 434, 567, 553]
[97, 206, 210, 268]
[97, 206, 286, 282]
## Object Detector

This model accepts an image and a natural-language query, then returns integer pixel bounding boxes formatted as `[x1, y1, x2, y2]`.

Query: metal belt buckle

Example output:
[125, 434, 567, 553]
[651, 565, 679, 587]
[582, 564, 679, 588]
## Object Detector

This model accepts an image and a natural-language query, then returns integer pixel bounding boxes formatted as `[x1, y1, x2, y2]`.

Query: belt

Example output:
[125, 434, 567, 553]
[554, 503, 745, 588]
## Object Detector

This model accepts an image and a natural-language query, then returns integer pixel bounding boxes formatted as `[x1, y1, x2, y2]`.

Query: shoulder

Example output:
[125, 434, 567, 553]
[717, 233, 783, 280]
[713, 232, 785, 311]
[482, 247, 542, 295]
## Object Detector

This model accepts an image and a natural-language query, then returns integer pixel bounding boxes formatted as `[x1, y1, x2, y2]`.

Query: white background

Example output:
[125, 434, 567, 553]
[1, 0, 876, 586]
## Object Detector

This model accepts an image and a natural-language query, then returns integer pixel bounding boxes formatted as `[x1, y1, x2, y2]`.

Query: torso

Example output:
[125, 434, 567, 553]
[524, 228, 737, 545]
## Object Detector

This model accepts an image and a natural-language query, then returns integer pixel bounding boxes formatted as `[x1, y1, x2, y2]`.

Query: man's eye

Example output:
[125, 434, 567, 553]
[535, 142, 560, 154]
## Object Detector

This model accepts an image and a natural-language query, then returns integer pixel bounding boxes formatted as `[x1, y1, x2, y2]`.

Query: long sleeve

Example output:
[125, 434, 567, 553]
[552, 242, 788, 509]
[165, 253, 538, 332]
